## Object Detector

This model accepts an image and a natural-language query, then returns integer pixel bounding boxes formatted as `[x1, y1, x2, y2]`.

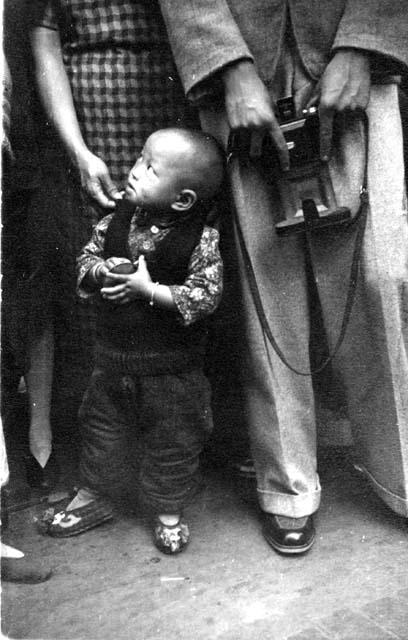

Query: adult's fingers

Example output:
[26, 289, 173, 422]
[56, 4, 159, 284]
[305, 87, 320, 110]
[318, 106, 334, 162]
[86, 178, 116, 209]
[83, 160, 120, 208]
[268, 118, 290, 171]
[100, 172, 121, 201]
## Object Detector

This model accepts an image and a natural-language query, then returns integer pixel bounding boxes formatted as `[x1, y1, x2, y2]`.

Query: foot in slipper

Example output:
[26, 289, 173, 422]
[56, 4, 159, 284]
[39, 489, 113, 537]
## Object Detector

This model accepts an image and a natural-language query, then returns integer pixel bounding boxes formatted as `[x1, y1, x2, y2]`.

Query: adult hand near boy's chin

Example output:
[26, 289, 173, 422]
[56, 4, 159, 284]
[77, 150, 122, 209]
[100, 255, 152, 305]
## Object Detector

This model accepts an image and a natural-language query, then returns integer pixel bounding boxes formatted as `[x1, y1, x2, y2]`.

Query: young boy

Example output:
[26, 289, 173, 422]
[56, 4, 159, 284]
[42, 128, 225, 554]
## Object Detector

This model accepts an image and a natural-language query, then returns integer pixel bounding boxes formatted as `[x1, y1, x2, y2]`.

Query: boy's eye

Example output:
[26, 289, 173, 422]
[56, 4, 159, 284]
[147, 165, 155, 173]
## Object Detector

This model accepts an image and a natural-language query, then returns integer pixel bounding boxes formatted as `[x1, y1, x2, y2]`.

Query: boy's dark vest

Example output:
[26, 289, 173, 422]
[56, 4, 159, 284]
[96, 200, 208, 375]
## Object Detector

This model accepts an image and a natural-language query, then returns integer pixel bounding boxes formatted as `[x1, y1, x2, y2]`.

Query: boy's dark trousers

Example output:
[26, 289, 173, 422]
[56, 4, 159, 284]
[78, 366, 213, 513]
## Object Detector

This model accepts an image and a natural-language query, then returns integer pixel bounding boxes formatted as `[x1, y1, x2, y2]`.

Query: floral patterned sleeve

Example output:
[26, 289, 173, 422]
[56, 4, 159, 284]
[76, 214, 113, 298]
[170, 226, 223, 326]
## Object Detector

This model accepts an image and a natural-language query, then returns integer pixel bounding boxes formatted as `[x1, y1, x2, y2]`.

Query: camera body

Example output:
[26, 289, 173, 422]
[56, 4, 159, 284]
[227, 96, 351, 235]
[276, 96, 320, 168]
[273, 97, 351, 235]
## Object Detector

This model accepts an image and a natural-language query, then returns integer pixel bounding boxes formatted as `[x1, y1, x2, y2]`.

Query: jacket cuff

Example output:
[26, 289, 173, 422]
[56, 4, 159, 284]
[187, 56, 253, 107]
[333, 35, 408, 73]
[180, 49, 254, 96]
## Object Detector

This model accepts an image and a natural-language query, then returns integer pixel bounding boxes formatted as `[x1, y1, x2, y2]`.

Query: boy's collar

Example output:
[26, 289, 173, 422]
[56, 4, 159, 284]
[134, 206, 197, 230]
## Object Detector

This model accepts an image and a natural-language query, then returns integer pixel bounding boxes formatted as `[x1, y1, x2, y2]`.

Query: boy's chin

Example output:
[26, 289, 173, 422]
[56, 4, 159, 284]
[137, 202, 172, 214]
[123, 187, 140, 206]
[124, 197, 144, 210]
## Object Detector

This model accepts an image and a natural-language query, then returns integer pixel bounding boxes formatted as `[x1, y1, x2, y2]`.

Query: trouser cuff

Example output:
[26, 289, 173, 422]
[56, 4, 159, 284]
[257, 485, 321, 518]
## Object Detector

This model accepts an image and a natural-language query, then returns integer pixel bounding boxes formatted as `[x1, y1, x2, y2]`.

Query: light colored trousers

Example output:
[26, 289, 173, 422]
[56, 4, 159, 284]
[201, 78, 408, 518]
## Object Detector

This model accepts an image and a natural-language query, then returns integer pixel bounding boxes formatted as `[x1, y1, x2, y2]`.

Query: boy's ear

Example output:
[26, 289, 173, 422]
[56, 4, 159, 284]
[171, 189, 197, 212]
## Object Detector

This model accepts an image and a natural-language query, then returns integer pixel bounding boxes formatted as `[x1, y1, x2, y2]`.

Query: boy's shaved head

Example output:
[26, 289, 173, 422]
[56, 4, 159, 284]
[125, 127, 226, 213]
[152, 128, 225, 201]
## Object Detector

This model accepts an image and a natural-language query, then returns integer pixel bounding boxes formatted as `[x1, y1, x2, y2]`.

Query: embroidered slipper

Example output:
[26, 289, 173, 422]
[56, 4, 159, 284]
[36, 491, 78, 534]
[153, 517, 190, 555]
[39, 497, 113, 538]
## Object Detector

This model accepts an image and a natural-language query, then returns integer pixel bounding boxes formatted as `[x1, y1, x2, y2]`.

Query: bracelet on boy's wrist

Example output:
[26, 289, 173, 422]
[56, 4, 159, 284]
[149, 282, 159, 307]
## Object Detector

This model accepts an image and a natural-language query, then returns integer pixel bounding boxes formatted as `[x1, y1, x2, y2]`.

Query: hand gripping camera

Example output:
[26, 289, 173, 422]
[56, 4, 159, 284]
[227, 96, 351, 235]
[272, 97, 351, 235]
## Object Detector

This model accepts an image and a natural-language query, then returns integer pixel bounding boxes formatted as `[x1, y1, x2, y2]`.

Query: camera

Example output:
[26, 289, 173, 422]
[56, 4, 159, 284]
[273, 97, 351, 235]
[227, 96, 351, 235]
[276, 96, 320, 167]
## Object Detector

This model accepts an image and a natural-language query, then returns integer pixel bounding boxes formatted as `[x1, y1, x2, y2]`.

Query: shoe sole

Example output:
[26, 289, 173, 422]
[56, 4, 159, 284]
[154, 540, 189, 555]
[263, 530, 316, 555]
[47, 513, 114, 538]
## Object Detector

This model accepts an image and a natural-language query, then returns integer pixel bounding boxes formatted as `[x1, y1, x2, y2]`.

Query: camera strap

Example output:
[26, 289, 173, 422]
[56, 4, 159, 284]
[231, 128, 369, 377]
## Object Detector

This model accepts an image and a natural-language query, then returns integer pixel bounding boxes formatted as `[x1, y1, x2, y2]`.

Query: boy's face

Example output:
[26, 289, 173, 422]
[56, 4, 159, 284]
[125, 131, 190, 211]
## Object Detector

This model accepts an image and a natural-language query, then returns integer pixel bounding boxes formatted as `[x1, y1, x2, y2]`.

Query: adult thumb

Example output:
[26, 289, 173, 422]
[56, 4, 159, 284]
[100, 171, 121, 201]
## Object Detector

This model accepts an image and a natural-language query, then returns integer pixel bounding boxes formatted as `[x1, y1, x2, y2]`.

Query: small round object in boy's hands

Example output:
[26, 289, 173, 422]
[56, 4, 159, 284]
[103, 258, 136, 286]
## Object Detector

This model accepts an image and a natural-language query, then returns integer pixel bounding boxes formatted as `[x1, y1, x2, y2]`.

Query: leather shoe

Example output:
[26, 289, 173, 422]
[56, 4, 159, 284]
[262, 514, 315, 555]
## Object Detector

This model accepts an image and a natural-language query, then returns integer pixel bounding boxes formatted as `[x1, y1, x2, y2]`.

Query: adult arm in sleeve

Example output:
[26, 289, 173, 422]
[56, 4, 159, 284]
[30, 27, 121, 208]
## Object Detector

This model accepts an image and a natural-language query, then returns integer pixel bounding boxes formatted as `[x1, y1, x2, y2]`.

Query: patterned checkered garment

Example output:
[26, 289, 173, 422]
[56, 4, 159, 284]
[34, 0, 194, 186]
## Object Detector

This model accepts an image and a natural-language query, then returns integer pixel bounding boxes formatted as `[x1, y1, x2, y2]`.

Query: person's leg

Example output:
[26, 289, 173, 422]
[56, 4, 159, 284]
[1, 421, 52, 583]
[42, 367, 134, 536]
[0, 543, 52, 584]
[138, 370, 213, 553]
[314, 85, 408, 518]
[25, 320, 54, 468]
[1, 189, 30, 440]
[200, 109, 320, 521]
[78, 369, 136, 499]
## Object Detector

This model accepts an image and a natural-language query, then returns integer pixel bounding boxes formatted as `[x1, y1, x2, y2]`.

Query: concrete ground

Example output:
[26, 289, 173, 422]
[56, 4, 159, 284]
[2, 447, 408, 640]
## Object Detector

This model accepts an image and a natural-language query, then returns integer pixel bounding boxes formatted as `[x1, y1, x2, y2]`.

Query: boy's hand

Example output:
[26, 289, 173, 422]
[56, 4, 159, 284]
[100, 255, 152, 304]
[96, 258, 134, 286]
[90, 261, 110, 285]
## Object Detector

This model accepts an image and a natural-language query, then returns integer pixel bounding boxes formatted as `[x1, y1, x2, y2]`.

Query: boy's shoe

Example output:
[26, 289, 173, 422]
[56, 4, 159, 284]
[39, 496, 113, 537]
[153, 516, 190, 554]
